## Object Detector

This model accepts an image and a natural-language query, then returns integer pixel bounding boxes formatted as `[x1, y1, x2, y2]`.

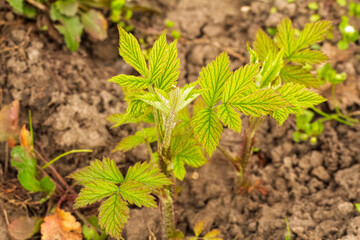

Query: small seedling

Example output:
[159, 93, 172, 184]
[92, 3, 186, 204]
[5, 0, 137, 51]
[190, 221, 222, 240]
[293, 110, 323, 144]
[338, 16, 359, 50]
[73, 18, 330, 239]
[164, 19, 181, 39]
[349, 2, 360, 16]
[285, 217, 291, 240]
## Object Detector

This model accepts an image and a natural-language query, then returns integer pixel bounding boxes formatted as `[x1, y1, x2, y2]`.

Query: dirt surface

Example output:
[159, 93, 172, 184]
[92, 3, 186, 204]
[1, 0, 360, 239]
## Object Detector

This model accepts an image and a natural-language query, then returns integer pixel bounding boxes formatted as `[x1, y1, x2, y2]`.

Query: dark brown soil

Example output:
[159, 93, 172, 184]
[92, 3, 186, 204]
[1, 0, 360, 239]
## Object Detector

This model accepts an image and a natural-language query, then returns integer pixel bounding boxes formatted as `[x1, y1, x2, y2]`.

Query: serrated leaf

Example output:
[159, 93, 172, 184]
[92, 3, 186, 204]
[217, 103, 242, 133]
[288, 49, 328, 65]
[272, 82, 326, 125]
[222, 64, 259, 103]
[253, 29, 278, 61]
[193, 96, 206, 116]
[231, 89, 287, 117]
[294, 21, 332, 53]
[74, 180, 118, 208]
[278, 83, 326, 110]
[118, 26, 148, 77]
[109, 75, 151, 90]
[98, 194, 129, 239]
[259, 50, 284, 88]
[173, 156, 186, 181]
[275, 18, 295, 58]
[126, 98, 151, 118]
[118, 180, 156, 208]
[155, 40, 180, 92]
[199, 52, 232, 107]
[70, 158, 124, 184]
[113, 127, 157, 152]
[55, 0, 78, 17]
[271, 108, 291, 126]
[81, 10, 108, 41]
[192, 108, 223, 156]
[125, 161, 172, 189]
[280, 65, 319, 88]
[148, 31, 168, 84]
[194, 221, 204, 237]
[172, 140, 207, 180]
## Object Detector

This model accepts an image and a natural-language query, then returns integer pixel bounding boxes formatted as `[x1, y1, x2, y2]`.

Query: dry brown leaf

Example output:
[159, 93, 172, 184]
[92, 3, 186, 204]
[8, 216, 42, 240]
[40, 208, 82, 240]
[0, 100, 19, 142]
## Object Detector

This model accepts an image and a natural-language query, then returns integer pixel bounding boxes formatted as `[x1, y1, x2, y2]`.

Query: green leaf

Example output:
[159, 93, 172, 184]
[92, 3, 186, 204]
[7, 0, 23, 13]
[172, 140, 207, 180]
[258, 50, 284, 88]
[173, 155, 186, 180]
[74, 180, 118, 208]
[55, 16, 83, 52]
[192, 108, 223, 156]
[113, 127, 157, 152]
[155, 40, 180, 92]
[355, 203, 360, 213]
[288, 49, 328, 65]
[81, 10, 108, 41]
[272, 83, 326, 125]
[11, 146, 37, 174]
[199, 52, 231, 107]
[118, 26, 148, 77]
[280, 65, 319, 88]
[204, 229, 221, 239]
[194, 221, 204, 237]
[148, 31, 168, 84]
[176, 142, 207, 168]
[222, 64, 259, 103]
[294, 21, 332, 53]
[275, 18, 295, 58]
[271, 108, 291, 126]
[70, 158, 124, 184]
[278, 83, 326, 110]
[231, 89, 287, 116]
[55, 0, 78, 17]
[40, 176, 56, 194]
[109, 75, 151, 90]
[118, 180, 156, 208]
[217, 103, 242, 133]
[98, 194, 129, 239]
[253, 29, 278, 61]
[125, 161, 172, 189]
[18, 170, 42, 192]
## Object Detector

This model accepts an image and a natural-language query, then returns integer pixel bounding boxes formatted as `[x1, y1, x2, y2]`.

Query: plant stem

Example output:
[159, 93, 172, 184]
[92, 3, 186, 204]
[160, 188, 176, 240]
[42, 149, 92, 169]
[217, 145, 242, 172]
[238, 117, 264, 186]
[310, 106, 354, 126]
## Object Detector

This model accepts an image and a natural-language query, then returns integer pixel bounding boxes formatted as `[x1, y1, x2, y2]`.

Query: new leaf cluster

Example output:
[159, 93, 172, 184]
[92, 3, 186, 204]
[108, 27, 207, 181]
[193, 18, 330, 156]
[71, 158, 171, 239]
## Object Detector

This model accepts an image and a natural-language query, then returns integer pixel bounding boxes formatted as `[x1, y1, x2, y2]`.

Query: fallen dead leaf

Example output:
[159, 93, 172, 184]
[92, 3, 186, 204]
[40, 208, 82, 240]
[8, 216, 42, 240]
[0, 100, 19, 142]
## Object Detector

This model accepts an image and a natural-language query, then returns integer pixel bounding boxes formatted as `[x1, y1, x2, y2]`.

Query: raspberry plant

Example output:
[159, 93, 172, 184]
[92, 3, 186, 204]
[72, 18, 330, 239]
